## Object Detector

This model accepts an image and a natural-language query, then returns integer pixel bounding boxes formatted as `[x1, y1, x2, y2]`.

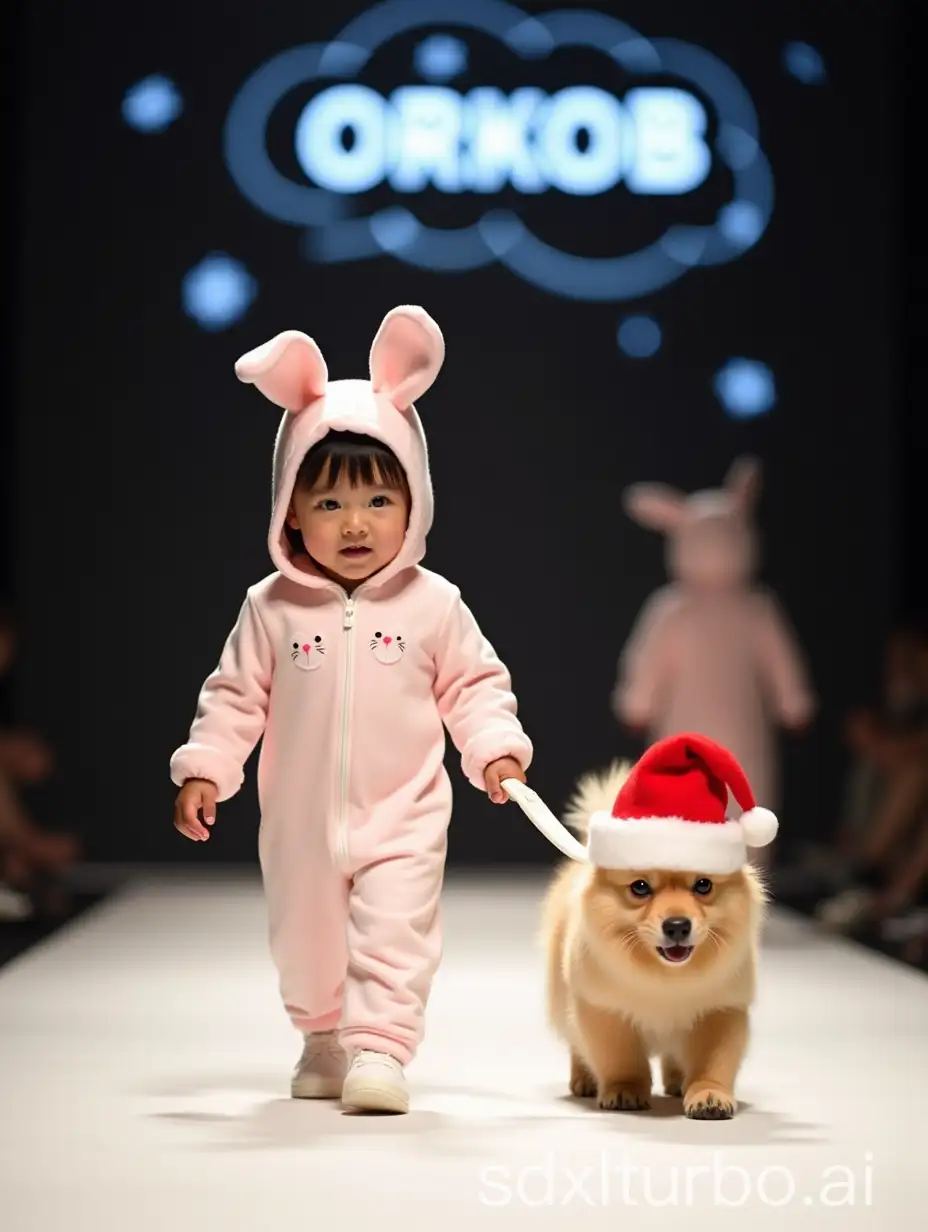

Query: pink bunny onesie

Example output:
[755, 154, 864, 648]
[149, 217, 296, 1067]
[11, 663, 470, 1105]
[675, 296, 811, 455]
[169, 306, 533, 1066]
[612, 458, 814, 851]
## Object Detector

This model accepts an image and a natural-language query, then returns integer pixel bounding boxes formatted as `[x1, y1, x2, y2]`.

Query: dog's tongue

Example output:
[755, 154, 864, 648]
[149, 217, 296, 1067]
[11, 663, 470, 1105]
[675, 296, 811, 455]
[664, 945, 691, 962]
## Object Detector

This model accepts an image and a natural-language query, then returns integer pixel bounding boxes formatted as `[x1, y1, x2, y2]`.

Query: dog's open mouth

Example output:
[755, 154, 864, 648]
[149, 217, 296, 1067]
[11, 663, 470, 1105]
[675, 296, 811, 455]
[657, 945, 694, 963]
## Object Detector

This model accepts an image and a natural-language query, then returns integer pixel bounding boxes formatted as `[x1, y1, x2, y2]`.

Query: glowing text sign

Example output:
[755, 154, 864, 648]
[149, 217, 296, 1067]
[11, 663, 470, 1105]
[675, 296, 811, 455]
[295, 84, 710, 197]
[222, 0, 774, 301]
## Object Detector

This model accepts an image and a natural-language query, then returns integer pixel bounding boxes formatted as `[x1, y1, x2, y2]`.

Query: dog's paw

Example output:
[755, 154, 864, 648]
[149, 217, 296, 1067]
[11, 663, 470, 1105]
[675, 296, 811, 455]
[569, 1069, 597, 1098]
[569, 1053, 597, 1098]
[570, 1073, 597, 1098]
[683, 1086, 735, 1120]
[597, 1081, 651, 1112]
[661, 1061, 684, 1099]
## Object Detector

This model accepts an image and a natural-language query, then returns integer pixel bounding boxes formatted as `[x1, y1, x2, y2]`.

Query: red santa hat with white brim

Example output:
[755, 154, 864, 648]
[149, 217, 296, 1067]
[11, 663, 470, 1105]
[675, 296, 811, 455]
[586, 733, 778, 873]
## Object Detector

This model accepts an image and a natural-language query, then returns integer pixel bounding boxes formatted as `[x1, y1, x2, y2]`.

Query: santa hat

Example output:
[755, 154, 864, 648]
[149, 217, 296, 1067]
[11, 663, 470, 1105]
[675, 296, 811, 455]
[586, 733, 778, 873]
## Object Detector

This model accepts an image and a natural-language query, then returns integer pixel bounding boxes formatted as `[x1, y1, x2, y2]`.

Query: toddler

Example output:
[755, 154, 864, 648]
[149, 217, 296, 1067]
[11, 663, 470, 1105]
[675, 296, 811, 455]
[170, 306, 533, 1113]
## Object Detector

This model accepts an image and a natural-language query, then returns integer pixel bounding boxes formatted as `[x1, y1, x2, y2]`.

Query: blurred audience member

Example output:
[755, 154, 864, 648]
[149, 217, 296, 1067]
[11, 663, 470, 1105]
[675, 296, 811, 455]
[809, 618, 928, 940]
[0, 600, 80, 909]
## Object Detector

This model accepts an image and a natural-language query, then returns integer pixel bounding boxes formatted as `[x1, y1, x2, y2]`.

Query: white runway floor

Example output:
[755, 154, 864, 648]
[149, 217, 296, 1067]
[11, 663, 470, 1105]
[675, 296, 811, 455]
[0, 867, 924, 1230]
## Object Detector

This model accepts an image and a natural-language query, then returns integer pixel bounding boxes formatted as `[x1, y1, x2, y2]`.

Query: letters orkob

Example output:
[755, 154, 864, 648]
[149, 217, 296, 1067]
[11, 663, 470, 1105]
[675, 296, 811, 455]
[295, 84, 711, 197]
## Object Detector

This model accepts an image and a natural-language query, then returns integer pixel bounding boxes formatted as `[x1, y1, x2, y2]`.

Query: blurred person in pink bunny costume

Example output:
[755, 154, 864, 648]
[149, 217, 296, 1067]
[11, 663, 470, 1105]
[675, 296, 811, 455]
[611, 458, 815, 871]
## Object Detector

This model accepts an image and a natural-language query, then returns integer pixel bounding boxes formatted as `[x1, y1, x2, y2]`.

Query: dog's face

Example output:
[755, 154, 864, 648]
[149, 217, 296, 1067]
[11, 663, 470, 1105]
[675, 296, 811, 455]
[583, 865, 759, 975]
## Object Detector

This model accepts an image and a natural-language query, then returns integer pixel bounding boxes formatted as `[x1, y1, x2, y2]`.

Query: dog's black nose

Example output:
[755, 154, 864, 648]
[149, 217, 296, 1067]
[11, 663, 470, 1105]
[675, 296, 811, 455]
[662, 917, 692, 944]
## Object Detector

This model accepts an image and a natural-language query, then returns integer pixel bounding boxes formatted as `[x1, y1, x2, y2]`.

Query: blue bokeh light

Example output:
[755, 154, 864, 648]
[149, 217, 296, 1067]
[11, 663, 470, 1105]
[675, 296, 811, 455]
[713, 359, 776, 419]
[617, 315, 662, 358]
[718, 201, 765, 248]
[122, 75, 183, 132]
[782, 42, 826, 85]
[182, 254, 257, 331]
[414, 35, 468, 81]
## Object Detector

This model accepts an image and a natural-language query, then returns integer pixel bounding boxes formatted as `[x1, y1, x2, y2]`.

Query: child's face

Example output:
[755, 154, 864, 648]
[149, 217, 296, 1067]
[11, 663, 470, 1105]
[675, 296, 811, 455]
[287, 462, 410, 588]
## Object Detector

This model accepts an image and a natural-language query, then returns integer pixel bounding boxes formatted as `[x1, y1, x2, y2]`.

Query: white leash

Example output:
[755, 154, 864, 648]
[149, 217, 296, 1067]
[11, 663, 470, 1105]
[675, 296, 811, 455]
[501, 778, 589, 863]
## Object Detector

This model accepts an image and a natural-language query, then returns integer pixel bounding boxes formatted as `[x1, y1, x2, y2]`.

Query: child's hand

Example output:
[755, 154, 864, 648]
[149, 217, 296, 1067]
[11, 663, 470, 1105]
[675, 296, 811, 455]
[174, 779, 218, 841]
[484, 757, 526, 804]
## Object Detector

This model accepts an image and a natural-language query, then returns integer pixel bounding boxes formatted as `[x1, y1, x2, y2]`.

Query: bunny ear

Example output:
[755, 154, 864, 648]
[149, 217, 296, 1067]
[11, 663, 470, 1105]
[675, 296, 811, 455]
[623, 483, 686, 531]
[234, 330, 328, 412]
[370, 305, 445, 410]
[725, 455, 762, 510]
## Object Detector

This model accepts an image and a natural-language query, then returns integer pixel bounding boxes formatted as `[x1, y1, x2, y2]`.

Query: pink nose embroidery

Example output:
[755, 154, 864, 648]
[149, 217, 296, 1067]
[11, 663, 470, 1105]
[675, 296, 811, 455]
[383, 636, 392, 645]
[302, 643, 310, 653]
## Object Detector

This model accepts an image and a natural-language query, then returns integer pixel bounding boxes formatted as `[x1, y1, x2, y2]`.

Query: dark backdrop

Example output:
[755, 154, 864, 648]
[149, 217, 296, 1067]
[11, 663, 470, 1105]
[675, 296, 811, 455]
[11, 0, 899, 864]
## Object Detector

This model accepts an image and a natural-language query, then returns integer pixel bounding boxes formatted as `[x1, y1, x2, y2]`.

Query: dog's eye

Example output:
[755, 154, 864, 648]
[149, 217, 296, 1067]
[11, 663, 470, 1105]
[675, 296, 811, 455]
[629, 880, 652, 897]
[693, 878, 713, 895]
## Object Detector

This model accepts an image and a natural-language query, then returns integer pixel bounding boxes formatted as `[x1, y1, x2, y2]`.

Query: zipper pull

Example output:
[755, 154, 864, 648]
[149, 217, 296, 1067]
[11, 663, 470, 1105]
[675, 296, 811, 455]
[343, 600, 355, 630]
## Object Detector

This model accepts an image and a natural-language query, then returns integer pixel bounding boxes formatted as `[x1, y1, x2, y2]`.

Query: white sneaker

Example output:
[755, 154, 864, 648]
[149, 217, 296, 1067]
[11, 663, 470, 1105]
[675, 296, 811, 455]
[291, 1030, 347, 1099]
[340, 1049, 409, 1113]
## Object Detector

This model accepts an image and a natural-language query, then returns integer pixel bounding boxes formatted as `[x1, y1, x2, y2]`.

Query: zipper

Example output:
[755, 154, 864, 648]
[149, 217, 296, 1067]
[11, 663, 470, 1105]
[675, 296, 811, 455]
[334, 592, 357, 867]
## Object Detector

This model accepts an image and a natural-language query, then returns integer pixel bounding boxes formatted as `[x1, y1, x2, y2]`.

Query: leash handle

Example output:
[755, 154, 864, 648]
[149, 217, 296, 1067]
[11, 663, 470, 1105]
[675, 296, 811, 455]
[501, 779, 589, 863]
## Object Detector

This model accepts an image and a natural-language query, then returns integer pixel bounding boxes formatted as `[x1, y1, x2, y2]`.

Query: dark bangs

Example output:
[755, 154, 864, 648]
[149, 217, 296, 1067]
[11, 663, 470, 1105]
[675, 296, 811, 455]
[294, 430, 408, 493]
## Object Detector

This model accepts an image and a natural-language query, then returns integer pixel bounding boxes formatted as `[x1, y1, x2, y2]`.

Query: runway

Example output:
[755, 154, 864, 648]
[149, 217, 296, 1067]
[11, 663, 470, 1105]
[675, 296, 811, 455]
[0, 868, 921, 1229]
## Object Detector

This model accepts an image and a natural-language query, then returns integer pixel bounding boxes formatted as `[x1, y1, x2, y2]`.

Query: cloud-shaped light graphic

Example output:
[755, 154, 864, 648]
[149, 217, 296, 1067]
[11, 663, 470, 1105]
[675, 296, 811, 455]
[222, 0, 774, 302]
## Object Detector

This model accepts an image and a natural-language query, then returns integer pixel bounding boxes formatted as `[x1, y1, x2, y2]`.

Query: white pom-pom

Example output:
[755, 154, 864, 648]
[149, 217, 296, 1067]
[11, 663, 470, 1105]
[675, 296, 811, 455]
[741, 807, 778, 847]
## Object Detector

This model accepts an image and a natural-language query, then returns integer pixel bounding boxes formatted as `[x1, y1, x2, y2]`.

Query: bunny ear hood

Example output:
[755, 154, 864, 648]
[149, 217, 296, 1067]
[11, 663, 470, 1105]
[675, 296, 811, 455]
[234, 305, 445, 591]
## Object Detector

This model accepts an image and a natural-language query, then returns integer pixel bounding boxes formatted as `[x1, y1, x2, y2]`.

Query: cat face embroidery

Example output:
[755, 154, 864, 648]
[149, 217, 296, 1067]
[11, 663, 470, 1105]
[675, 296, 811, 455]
[291, 636, 326, 672]
[369, 630, 406, 666]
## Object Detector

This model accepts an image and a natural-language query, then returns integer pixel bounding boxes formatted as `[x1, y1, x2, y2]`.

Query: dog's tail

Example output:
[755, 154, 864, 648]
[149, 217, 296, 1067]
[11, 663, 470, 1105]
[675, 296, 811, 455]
[562, 760, 632, 838]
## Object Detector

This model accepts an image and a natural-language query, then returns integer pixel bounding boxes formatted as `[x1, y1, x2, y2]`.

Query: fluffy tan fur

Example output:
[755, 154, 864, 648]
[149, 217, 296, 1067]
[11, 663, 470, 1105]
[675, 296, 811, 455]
[541, 763, 767, 1119]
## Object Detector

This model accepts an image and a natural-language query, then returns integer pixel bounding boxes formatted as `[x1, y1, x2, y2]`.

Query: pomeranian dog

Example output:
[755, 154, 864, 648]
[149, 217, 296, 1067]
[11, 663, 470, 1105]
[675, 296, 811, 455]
[541, 756, 768, 1120]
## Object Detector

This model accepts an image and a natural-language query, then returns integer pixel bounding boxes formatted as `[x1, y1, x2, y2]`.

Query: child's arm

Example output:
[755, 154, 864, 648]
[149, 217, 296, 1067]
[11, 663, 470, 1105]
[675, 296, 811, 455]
[611, 587, 680, 730]
[170, 589, 274, 803]
[432, 590, 533, 794]
[751, 589, 816, 729]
